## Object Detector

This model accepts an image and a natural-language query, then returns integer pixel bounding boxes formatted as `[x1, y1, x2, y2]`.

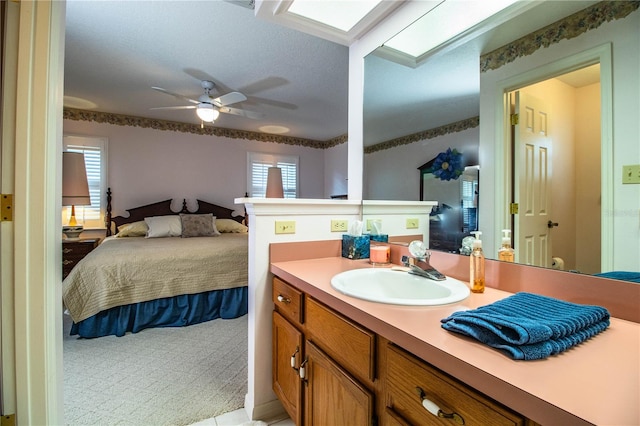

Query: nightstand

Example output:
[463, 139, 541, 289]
[62, 238, 100, 279]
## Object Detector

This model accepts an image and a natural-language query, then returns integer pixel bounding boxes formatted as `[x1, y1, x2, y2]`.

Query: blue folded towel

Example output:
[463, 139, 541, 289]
[440, 292, 610, 360]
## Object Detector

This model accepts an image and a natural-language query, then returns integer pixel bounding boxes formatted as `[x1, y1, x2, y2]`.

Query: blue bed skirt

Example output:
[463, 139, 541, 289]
[70, 286, 248, 338]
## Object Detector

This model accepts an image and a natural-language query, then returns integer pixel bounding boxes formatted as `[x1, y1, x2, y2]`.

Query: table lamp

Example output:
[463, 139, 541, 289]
[62, 152, 91, 239]
[265, 167, 284, 198]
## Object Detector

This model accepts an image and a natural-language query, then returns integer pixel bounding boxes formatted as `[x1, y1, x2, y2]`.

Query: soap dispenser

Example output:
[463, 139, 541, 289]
[469, 231, 485, 293]
[498, 229, 515, 263]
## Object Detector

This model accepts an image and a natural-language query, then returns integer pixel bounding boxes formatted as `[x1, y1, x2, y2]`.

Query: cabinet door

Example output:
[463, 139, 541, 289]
[304, 340, 374, 426]
[273, 311, 303, 425]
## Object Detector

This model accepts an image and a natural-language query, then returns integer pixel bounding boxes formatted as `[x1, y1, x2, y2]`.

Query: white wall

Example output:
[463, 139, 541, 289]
[479, 12, 640, 272]
[364, 127, 479, 200]
[575, 83, 602, 274]
[323, 142, 348, 198]
[63, 119, 327, 216]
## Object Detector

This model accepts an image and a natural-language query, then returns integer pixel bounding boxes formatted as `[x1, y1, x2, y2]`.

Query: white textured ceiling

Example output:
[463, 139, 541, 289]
[64, 1, 598, 146]
[64, 0, 349, 142]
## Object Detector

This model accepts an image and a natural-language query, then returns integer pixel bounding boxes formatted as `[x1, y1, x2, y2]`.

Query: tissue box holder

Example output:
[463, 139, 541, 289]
[369, 234, 388, 243]
[342, 235, 370, 259]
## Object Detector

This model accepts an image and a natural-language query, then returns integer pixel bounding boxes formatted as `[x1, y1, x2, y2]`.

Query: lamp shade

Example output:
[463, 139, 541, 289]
[62, 152, 91, 206]
[265, 167, 284, 198]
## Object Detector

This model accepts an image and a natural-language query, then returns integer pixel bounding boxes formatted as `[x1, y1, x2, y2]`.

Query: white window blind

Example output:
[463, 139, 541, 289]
[63, 136, 108, 229]
[247, 153, 298, 198]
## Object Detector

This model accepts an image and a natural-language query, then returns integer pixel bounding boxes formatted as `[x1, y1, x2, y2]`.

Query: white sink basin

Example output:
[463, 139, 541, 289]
[330, 268, 470, 306]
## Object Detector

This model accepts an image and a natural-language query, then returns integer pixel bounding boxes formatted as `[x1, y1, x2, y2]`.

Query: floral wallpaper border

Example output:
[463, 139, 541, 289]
[480, 0, 639, 72]
[364, 116, 479, 154]
[63, 107, 339, 150]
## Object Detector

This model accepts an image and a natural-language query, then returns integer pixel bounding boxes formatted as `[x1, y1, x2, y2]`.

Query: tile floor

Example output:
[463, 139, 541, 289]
[190, 408, 294, 426]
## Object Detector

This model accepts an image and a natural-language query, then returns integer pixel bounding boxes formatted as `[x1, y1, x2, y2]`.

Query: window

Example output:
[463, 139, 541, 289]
[247, 152, 298, 198]
[63, 135, 108, 229]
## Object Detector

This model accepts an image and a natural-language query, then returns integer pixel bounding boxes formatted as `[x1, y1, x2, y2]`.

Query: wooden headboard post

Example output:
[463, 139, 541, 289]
[105, 187, 113, 236]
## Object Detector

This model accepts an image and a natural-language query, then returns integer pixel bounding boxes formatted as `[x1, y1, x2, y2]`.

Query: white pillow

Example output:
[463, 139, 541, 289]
[144, 215, 182, 238]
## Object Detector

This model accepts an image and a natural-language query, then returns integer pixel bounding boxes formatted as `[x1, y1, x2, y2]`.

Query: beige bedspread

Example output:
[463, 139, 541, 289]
[63, 233, 248, 323]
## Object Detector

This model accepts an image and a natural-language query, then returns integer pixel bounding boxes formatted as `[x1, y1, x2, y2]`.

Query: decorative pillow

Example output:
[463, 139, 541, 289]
[145, 215, 182, 238]
[180, 213, 220, 238]
[215, 218, 248, 233]
[117, 220, 148, 237]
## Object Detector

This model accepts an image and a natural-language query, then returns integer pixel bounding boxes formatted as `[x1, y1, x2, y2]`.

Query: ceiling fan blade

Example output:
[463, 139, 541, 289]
[212, 92, 247, 107]
[219, 106, 264, 120]
[151, 86, 198, 104]
[245, 95, 298, 111]
[150, 105, 196, 110]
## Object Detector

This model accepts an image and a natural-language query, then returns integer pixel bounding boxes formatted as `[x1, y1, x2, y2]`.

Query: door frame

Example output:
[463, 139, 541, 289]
[493, 43, 613, 272]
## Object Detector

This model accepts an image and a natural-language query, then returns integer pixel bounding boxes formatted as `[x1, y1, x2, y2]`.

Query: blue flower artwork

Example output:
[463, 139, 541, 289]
[429, 148, 464, 181]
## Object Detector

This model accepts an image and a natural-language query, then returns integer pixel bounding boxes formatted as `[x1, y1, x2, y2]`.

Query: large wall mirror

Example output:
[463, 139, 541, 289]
[361, 1, 639, 280]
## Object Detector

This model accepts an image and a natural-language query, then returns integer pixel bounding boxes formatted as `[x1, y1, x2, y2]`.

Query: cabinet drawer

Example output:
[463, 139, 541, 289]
[273, 277, 303, 325]
[305, 297, 375, 384]
[386, 344, 524, 426]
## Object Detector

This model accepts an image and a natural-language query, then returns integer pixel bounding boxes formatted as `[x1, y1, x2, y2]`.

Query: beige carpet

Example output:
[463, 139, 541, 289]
[63, 313, 248, 426]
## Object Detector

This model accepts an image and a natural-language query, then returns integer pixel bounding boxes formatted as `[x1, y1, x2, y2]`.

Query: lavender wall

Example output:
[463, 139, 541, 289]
[363, 127, 479, 200]
[63, 119, 327, 217]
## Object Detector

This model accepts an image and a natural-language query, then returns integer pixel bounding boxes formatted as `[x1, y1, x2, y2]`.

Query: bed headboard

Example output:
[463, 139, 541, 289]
[106, 188, 245, 236]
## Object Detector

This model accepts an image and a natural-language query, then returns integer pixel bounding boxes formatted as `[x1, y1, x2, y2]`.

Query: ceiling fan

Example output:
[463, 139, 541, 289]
[151, 80, 263, 123]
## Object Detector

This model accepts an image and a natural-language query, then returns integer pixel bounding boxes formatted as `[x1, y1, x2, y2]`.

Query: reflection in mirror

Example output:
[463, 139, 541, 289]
[421, 165, 479, 254]
[361, 1, 639, 279]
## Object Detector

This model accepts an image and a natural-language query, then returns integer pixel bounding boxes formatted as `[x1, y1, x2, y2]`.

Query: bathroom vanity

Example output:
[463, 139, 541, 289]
[270, 243, 639, 426]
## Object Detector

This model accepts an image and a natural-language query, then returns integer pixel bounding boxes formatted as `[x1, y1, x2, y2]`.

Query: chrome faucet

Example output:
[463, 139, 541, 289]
[404, 241, 447, 281]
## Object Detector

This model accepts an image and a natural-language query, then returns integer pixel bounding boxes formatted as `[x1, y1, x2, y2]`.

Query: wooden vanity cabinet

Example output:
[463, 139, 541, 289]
[273, 275, 535, 426]
[272, 277, 375, 425]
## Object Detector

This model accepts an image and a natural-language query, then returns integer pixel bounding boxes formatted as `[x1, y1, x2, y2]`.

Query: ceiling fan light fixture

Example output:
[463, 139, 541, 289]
[196, 103, 220, 122]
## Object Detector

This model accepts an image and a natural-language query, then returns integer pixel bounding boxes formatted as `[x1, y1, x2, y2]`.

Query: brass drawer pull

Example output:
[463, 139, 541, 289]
[416, 387, 465, 425]
[63, 260, 75, 266]
[277, 294, 291, 304]
[63, 248, 73, 254]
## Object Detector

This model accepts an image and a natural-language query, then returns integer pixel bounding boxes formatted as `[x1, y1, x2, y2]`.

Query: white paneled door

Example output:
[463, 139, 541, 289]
[514, 91, 553, 267]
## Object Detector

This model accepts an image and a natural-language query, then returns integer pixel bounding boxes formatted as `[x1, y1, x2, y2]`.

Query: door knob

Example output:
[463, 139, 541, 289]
[547, 221, 559, 228]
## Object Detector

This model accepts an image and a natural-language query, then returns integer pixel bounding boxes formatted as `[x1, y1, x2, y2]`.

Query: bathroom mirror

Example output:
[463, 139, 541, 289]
[361, 1, 638, 277]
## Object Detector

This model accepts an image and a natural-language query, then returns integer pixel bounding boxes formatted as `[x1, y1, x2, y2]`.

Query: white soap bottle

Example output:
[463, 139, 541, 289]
[469, 231, 485, 293]
[498, 229, 515, 263]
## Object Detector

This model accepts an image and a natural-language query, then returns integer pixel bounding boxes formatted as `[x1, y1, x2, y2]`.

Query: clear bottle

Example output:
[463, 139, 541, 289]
[469, 231, 485, 293]
[498, 229, 515, 263]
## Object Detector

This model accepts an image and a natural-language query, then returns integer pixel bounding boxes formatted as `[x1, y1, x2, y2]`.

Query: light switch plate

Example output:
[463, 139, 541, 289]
[622, 165, 640, 184]
[406, 218, 419, 229]
[275, 221, 296, 234]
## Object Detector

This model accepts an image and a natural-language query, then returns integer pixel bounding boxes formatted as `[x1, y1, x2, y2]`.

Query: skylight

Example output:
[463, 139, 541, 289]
[287, 0, 383, 32]
[384, 0, 519, 59]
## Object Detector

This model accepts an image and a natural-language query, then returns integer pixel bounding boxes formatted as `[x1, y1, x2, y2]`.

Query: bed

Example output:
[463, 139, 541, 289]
[63, 189, 248, 338]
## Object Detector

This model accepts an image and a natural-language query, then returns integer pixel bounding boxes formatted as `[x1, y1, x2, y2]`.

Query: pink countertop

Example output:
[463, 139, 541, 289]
[271, 257, 640, 426]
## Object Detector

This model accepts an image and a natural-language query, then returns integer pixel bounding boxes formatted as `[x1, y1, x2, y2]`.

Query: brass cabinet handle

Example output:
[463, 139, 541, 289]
[63, 248, 73, 254]
[277, 294, 291, 304]
[416, 387, 465, 425]
[62, 260, 74, 266]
